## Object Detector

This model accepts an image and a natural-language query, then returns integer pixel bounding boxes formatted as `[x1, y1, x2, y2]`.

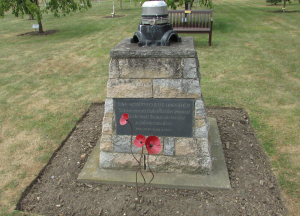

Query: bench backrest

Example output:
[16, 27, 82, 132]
[168, 10, 213, 28]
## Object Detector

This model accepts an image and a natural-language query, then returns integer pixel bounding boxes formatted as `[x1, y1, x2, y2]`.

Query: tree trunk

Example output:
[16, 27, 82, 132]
[184, 2, 192, 26]
[185, 2, 188, 9]
[185, 1, 193, 10]
[120, 0, 122, 10]
[35, 0, 43, 33]
[38, 20, 44, 33]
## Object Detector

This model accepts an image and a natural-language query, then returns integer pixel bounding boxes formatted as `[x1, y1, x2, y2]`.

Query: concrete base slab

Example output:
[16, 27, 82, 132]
[78, 117, 231, 190]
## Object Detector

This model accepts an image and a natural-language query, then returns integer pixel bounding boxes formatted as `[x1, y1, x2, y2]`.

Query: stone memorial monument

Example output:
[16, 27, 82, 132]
[78, 1, 230, 190]
[99, 37, 211, 174]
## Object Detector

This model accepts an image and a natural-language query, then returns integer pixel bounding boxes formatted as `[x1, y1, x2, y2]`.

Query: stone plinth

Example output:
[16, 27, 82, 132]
[99, 37, 212, 174]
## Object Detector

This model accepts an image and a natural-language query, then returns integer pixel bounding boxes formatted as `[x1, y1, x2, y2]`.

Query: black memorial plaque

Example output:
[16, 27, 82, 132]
[115, 98, 194, 137]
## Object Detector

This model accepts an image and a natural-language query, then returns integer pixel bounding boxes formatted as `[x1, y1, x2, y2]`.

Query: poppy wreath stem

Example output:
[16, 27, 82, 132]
[147, 152, 155, 186]
[119, 113, 162, 199]
[128, 120, 145, 198]
[128, 121, 140, 164]
[140, 148, 146, 186]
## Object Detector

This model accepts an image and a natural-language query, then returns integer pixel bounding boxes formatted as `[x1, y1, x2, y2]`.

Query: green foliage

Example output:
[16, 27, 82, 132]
[46, 0, 92, 17]
[266, 0, 282, 4]
[0, 0, 13, 16]
[165, 0, 212, 10]
[132, 0, 212, 10]
[0, 0, 92, 32]
[1, 0, 42, 21]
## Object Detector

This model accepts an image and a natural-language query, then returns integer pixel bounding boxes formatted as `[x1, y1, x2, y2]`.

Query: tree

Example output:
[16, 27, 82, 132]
[119, 0, 122, 10]
[164, 0, 212, 10]
[266, 0, 282, 5]
[0, 0, 92, 33]
[133, 0, 212, 10]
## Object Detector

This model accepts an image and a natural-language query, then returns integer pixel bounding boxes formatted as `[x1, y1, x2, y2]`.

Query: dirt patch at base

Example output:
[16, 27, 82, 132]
[16, 104, 288, 215]
[17, 30, 59, 36]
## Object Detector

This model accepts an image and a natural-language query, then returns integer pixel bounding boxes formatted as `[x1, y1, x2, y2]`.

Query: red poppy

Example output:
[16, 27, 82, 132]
[145, 136, 161, 154]
[120, 113, 129, 125]
[134, 134, 146, 148]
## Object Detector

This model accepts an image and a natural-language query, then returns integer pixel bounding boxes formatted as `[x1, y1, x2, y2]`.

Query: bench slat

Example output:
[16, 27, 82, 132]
[168, 9, 213, 46]
[179, 13, 182, 27]
[200, 13, 202, 28]
[173, 27, 210, 31]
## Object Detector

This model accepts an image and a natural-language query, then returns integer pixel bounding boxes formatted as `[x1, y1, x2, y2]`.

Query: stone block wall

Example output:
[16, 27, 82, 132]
[99, 37, 212, 174]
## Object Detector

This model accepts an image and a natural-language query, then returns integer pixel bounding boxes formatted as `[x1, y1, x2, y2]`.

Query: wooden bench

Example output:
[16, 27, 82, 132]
[168, 9, 213, 46]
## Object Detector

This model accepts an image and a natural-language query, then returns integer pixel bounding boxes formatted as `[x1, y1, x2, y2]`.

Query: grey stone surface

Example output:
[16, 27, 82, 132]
[195, 126, 209, 139]
[104, 99, 114, 116]
[194, 137, 204, 158]
[102, 117, 113, 135]
[195, 98, 207, 116]
[99, 151, 141, 170]
[113, 135, 141, 153]
[194, 115, 206, 127]
[163, 137, 175, 156]
[153, 79, 201, 98]
[78, 117, 231, 190]
[107, 79, 152, 98]
[119, 58, 182, 79]
[100, 134, 210, 174]
[196, 55, 200, 70]
[197, 138, 212, 172]
[99, 151, 115, 168]
[100, 152, 209, 174]
[109, 59, 120, 78]
[195, 55, 201, 81]
[194, 116, 210, 139]
[198, 138, 211, 157]
[206, 118, 210, 133]
[99, 134, 113, 152]
[198, 156, 212, 173]
[146, 154, 209, 174]
[110, 37, 197, 59]
[183, 58, 198, 78]
[100, 134, 211, 174]
[174, 138, 196, 156]
[157, 136, 164, 155]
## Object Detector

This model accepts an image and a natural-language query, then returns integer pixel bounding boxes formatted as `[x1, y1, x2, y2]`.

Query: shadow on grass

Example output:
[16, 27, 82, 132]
[17, 30, 60, 36]
[268, 10, 300, 13]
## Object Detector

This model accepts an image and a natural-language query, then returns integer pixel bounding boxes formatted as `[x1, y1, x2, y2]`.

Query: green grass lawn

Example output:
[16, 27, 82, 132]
[0, 0, 299, 214]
